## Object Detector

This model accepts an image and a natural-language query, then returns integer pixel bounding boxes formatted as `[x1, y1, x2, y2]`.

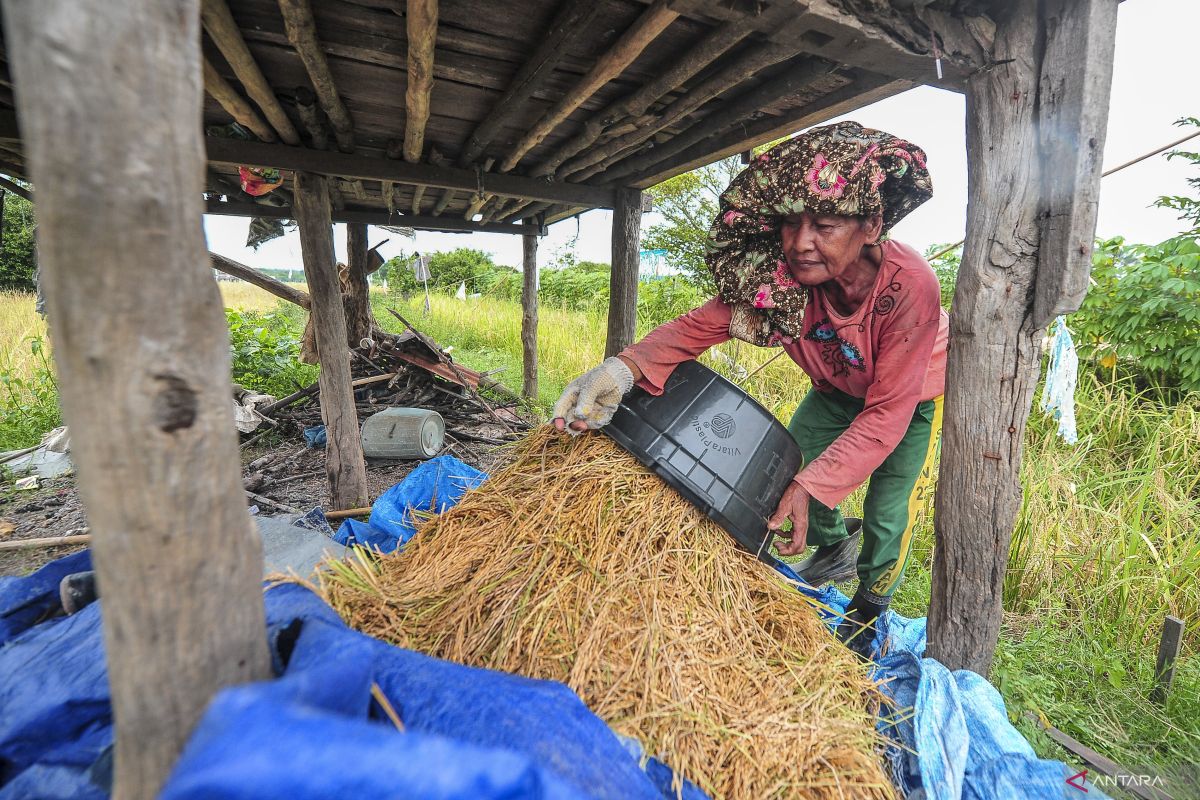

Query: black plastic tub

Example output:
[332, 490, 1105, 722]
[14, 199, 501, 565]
[603, 360, 803, 563]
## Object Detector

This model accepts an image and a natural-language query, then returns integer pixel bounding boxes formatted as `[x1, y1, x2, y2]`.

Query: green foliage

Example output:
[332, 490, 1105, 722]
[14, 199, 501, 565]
[1152, 117, 1200, 236]
[0, 191, 37, 292]
[225, 309, 317, 397]
[924, 243, 961, 310]
[385, 252, 420, 295]
[1072, 235, 1200, 393]
[538, 262, 611, 310]
[425, 249, 502, 293]
[637, 277, 706, 327]
[0, 335, 61, 450]
[643, 156, 744, 293]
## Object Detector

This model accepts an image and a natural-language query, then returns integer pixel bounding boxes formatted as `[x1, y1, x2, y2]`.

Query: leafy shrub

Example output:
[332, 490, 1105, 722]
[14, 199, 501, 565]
[225, 309, 318, 397]
[925, 243, 961, 310]
[1072, 235, 1200, 393]
[0, 335, 61, 450]
[637, 277, 706, 327]
[0, 191, 37, 292]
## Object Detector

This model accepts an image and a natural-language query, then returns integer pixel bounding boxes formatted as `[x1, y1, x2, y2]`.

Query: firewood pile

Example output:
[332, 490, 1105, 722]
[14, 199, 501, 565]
[244, 311, 530, 453]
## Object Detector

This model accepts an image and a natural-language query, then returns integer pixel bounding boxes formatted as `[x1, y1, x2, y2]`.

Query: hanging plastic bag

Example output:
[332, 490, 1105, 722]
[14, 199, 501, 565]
[1040, 316, 1078, 445]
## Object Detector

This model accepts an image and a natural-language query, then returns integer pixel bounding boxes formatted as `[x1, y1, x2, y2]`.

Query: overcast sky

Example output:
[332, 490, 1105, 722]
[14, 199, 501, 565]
[205, 0, 1199, 273]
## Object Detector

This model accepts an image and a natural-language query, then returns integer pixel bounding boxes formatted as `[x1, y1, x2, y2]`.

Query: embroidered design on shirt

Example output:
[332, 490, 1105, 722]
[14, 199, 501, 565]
[805, 318, 867, 376]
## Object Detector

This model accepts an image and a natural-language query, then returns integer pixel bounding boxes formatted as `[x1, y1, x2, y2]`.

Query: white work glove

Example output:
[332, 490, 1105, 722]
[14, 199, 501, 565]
[552, 357, 635, 434]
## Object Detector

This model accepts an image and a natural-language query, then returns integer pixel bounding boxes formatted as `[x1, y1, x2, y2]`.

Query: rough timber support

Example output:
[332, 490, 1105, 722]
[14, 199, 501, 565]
[522, 232, 538, 400]
[928, 0, 1118, 675]
[344, 221, 374, 346]
[293, 171, 370, 511]
[605, 188, 642, 358]
[2, 0, 272, 795]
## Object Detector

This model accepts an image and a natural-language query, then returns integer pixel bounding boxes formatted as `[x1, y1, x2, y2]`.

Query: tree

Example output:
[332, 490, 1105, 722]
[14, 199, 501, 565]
[1153, 117, 1200, 236]
[643, 156, 744, 293]
[0, 189, 37, 291]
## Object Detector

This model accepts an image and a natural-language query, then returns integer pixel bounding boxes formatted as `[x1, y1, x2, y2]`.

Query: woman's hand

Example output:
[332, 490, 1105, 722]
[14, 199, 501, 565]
[551, 357, 636, 434]
[768, 480, 811, 556]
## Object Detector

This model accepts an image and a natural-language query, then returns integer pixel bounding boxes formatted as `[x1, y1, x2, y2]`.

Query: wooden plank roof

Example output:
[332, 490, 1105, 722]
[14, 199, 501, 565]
[0, 0, 1000, 233]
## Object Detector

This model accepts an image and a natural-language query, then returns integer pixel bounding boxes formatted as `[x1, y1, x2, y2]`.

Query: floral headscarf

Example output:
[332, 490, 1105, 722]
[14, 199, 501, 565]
[705, 121, 932, 346]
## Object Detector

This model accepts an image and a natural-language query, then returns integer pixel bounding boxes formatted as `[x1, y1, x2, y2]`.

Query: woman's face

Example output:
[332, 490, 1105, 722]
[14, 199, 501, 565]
[780, 213, 881, 285]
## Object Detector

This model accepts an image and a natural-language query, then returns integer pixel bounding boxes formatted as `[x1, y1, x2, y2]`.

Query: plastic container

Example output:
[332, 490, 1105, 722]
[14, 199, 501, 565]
[361, 408, 445, 460]
[603, 360, 802, 563]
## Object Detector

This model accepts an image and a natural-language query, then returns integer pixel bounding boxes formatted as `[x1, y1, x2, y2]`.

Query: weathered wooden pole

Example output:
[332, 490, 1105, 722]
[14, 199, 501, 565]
[293, 172, 369, 510]
[928, 0, 1118, 675]
[344, 221, 373, 345]
[1, 1, 272, 796]
[521, 232, 538, 400]
[605, 188, 642, 358]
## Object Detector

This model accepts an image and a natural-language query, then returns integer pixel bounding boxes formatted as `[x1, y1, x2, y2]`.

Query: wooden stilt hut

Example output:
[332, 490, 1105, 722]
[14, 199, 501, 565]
[0, 0, 1118, 795]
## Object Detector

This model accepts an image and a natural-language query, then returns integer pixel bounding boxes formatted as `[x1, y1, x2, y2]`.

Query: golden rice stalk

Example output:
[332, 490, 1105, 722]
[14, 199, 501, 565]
[319, 427, 895, 799]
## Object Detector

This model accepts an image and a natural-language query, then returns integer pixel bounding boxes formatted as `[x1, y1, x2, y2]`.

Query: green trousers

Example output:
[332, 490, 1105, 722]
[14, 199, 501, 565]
[787, 388, 943, 603]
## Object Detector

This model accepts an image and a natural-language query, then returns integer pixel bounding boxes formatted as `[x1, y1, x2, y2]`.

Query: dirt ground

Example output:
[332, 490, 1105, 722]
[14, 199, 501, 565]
[0, 423, 517, 579]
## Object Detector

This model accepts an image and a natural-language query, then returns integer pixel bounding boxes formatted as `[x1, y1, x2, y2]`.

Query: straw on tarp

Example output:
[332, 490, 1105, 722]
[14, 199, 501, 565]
[319, 428, 895, 799]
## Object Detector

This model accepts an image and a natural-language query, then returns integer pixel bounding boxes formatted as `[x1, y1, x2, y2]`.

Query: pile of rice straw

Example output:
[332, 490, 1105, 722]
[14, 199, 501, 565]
[320, 427, 894, 799]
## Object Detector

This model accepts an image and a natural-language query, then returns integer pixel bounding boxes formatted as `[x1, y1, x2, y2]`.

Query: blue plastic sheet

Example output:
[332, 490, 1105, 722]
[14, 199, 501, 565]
[335, 455, 485, 553]
[302, 424, 327, 449]
[1, 459, 1107, 800]
[776, 560, 1110, 800]
[0, 575, 683, 799]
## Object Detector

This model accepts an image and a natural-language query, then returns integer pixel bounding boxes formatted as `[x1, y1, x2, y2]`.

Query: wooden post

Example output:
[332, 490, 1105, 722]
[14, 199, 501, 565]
[605, 188, 641, 358]
[210, 252, 311, 309]
[2, 1, 272, 796]
[293, 172, 369, 510]
[928, 0, 1118, 675]
[403, 0, 437, 163]
[344, 221, 373, 345]
[521, 233, 538, 400]
[1150, 615, 1184, 704]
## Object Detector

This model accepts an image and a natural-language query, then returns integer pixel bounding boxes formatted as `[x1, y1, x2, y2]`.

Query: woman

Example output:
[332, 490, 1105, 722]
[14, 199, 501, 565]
[552, 122, 947, 657]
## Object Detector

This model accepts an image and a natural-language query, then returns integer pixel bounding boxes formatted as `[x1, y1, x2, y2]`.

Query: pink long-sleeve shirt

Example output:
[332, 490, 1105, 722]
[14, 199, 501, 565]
[620, 240, 948, 509]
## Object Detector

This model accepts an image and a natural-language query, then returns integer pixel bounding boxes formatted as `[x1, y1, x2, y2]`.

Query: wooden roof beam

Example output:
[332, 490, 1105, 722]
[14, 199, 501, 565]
[783, 0, 993, 90]
[277, 0, 355, 152]
[205, 198, 540, 235]
[202, 56, 277, 142]
[460, 0, 601, 168]
[597, 57, 837, 185]
[622, 72, 910, 189]
[557, 20, 818, 180]
[531, 2, 800, 178]
[432, 0, 603, 216]
[498, 0, 681, 173]
[201, 0, 301, 145]
[206, 137, 615, 208]
[403, 0, 437, 163]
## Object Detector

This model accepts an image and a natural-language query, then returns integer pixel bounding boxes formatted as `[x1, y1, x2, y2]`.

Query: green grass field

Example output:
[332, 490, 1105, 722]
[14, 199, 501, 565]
[3, 286, 1198, 776]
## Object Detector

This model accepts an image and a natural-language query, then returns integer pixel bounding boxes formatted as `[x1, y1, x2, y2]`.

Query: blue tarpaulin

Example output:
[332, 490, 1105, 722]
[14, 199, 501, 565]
[335, 455, 485, 552]
[0, 459, 1103, 799]
[773, 561, 1107, 799]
